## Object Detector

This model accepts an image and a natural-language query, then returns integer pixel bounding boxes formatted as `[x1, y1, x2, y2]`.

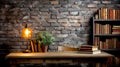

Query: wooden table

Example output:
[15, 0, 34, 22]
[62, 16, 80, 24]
[6, 52, 114, 67]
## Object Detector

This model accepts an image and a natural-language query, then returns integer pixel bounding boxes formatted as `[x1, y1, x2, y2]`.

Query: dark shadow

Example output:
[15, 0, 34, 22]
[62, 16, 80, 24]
[88, 9, 98, 45]
[88, 17, 93, 45]
[112, 0, 120, 4]
[0, 43, 10, 67]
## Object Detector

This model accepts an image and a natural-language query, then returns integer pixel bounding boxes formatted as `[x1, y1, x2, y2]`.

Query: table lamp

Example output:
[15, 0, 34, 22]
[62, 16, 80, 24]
[21, 24, 32, 52]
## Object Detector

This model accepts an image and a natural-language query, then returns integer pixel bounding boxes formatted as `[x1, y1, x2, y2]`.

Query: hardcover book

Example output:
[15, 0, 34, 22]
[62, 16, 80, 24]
[79, 45, 98, 51]
[78, 45, 101, 54]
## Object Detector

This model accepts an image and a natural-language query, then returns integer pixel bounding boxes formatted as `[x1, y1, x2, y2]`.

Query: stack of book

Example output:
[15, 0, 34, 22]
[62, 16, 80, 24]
[112, 25, 120, 34]
[78, 45, 101, 54]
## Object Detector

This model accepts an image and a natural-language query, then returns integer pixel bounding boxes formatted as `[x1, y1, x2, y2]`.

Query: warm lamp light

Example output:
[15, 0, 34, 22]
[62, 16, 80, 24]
[21, 24, 32, 53]
[21, 24, 32, 39]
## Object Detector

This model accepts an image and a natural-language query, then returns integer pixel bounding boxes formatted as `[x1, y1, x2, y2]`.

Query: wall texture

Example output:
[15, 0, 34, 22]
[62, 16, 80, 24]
[0, 0, 120, 66]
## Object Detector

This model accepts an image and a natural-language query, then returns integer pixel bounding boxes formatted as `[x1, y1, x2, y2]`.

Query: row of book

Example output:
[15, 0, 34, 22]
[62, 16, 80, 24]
[95, 8, 120, 20]
[78, 45, 101, 54]
[94, 37, 120, 49]
[29, 40, 43, 52]
[95, 23, 120, 34]
[95, 23, 111, 34]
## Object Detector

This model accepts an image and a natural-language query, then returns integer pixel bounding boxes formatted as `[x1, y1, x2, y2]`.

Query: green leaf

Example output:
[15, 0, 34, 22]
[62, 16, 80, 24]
[36, 31, 55, 46]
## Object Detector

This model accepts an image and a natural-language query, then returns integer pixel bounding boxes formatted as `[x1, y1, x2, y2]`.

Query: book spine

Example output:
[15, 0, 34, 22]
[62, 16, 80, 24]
[37, 44, 42, 52]
[98, 8, 101, 19]
[30, 40, 35, 52]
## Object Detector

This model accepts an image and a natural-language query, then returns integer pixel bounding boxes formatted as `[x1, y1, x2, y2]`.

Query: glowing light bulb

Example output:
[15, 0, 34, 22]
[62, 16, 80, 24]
[21, 28, 32, 39]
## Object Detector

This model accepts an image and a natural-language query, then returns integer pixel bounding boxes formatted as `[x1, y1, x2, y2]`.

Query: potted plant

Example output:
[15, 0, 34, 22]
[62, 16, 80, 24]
[36, 31, 55, 52]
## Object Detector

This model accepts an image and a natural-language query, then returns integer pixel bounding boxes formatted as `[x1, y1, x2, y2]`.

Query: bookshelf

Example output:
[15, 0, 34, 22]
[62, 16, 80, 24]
[93, 19, 120, 50]
[93, 8, 120, 66]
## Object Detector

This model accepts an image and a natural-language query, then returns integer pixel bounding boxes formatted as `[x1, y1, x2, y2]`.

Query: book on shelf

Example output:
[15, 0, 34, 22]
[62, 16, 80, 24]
[98, 8, 108, 20]
[97, 8, 120, 20]
[112, 25, 120, 34]
[94, 37, 120, 49]
[94, 23, 111, 34]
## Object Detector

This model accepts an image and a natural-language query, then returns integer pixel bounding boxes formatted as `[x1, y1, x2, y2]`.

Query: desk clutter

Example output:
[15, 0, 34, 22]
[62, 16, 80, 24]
[25, 41, 101, 54]
[57, 45, 101, 54]
[24, 39, 101, 54]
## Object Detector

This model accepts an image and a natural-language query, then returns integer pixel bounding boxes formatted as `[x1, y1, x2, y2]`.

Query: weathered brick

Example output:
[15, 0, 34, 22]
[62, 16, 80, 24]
[54, 27, 64, 30]
[57, 14, 67, 19]
[50, 10, 58, 14]
[69, 19, 80, 23]
[59, 0, 68, 4]
[45, 27, 55, 31]
[102, 1, 111, 4]
[68, 8, 80, 12]
[42, 22, 50, 26]
[60, 12, 69, 15]
[47, 19, 57, 23]
[70, 11, 79, 15]
[0, 0, 117, 54]
[87, 4, 97, 8]
[52, 30, 61, 34]
[70, 30, 76, 34]
[67, 16, 81, 20]
[40, 8, 49, 12]
[51, 23, 60, 27]
[64, 27, 76, 30]
[60, 23, 71, 27]
[54, 5, 61, 8]
[93, 1, 101, 4]
[57, 34, 68, 38]
[62, 30, 70, 34]
[11, 46, 20, 49]
[9, 49, 23, 52]
[20, 46, 27, 49]
[51, 14, 57, 19]
[50, 1, 59, 5]
[77, 1, 83, 5]
[48, 45, 58, 50]
[72, 23, 81, 27]
[58, 19, 68, 23]
[59, 8, 68, 12]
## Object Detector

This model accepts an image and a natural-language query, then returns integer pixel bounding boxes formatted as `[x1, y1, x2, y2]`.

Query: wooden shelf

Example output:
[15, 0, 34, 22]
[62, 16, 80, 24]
[92, 8, 120, 66]
[93, 17, 120, 51]
[101, 49, 120, 51]
[94, 34, 120, 37]
[94, 19, 120, 21]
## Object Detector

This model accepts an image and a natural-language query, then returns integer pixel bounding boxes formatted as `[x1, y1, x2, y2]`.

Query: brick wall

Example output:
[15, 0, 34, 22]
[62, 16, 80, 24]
[0, 0, 119, 66]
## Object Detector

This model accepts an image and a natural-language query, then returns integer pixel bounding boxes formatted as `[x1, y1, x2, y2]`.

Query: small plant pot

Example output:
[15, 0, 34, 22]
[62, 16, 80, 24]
[41, 45, 48, 52]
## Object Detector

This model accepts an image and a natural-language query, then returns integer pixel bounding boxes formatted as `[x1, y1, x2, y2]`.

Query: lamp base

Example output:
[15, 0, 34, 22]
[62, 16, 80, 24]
[23, 49, 31, 53]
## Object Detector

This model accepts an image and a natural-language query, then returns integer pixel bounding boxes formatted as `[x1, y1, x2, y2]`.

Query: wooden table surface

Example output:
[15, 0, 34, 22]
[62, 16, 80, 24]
[6, 51, 114, 59]
[5, 51, 114, 67]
